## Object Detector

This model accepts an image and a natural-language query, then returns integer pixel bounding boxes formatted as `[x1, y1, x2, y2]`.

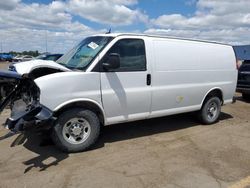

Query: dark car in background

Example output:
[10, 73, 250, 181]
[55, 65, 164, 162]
[0, 53, 13, 62]
[237, 60, 250, 100]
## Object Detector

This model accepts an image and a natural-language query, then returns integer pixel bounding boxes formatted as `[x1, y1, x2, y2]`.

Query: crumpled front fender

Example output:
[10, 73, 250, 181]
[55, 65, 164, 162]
[0, 71, 55, 133]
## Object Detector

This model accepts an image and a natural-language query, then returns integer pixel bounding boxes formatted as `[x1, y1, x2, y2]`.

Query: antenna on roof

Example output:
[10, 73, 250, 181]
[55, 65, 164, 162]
[105, 28, 111, 34]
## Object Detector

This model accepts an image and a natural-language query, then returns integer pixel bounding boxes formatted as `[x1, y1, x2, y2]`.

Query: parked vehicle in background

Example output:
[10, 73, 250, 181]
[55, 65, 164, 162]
[8, 54, 64, 71]
[12, 55, 22, 62]
[0, 53, 13, 62]
[237, 60, 250, 100]
[12, 55, 34, 62]
[36, 53, 63, 61]
[20, 55, 34, 62]
[0, 33, 237, 153]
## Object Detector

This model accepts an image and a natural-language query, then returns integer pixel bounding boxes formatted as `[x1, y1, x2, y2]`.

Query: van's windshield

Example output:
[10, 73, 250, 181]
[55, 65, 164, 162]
[57, 36, 113, 70]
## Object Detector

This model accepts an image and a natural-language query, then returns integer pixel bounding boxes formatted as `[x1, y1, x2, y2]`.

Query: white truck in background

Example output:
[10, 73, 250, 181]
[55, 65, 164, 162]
[0, 33, 237, 152]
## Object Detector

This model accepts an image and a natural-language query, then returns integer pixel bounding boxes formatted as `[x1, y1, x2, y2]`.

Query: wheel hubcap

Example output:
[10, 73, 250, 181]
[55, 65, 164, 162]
[62, 118, 91, 144]
[207, 102, 218, 120]
[70, 124, 83, 136]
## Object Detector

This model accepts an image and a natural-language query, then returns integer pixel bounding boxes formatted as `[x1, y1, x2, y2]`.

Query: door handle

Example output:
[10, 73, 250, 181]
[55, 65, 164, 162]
[146, 74, 151, 86]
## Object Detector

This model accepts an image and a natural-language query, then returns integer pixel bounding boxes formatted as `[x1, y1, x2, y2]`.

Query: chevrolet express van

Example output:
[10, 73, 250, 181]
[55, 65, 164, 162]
[0, 33, 237, 152]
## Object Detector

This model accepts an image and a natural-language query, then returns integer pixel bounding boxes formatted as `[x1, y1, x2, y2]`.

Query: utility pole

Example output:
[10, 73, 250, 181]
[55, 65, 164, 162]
[45, 30, 48, 53]
[0, 41, 2, 53]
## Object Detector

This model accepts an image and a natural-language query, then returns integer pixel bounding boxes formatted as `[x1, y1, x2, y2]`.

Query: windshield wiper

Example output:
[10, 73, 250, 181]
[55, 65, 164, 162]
[57, 62, 66, 66]
[57, 62, 75, 70]
[58, 63, 83, 71]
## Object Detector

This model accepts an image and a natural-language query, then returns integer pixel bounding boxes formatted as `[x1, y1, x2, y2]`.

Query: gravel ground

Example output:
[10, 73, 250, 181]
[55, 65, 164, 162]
[0, 96, 249, 188]
[0, 62, 10, 70]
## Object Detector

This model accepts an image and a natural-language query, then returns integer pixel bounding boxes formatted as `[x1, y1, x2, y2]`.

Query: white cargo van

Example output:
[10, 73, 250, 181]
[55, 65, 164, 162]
[0, 33, 237, 152]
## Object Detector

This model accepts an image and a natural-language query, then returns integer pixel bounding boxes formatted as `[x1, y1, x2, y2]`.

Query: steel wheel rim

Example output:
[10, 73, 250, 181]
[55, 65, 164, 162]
[62, 117, 91, 144]
[207, 101, 218, 121]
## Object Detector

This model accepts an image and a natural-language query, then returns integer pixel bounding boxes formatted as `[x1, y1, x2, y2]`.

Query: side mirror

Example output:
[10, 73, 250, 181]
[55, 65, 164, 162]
[103, 53, 120, 70]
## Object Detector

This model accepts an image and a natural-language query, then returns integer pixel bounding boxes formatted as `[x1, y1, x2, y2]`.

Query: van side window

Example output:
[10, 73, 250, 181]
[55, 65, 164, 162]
[103, 39, 146, 71]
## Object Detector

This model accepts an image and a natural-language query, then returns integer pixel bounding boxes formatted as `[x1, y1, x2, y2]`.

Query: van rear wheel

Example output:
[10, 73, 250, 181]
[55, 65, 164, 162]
[52, 108, 100, 153]
[198, 97, 221, 125]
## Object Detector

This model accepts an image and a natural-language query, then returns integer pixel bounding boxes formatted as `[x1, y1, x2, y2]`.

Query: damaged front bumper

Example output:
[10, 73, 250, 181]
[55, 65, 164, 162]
[0, 103, 55, 144]
[5, 103, 55, 133]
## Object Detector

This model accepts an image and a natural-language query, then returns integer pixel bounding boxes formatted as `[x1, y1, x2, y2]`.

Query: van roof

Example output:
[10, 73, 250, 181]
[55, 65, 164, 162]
[93, 33, 231, 46]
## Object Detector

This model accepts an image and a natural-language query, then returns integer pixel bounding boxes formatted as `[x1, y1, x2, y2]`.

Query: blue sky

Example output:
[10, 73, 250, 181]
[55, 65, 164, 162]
[22, 0, 198, 31]
[0, 0, 250, 53]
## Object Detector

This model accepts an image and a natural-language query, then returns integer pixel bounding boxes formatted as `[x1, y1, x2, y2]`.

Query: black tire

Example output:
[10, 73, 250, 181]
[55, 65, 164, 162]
[242, 93, 250, 101]
[51, 108, 100, 153]
[198, 97, 221, 125]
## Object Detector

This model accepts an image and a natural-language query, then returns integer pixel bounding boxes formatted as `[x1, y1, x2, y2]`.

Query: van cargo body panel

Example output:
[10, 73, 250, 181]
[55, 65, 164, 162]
[149, 39, 237, 116]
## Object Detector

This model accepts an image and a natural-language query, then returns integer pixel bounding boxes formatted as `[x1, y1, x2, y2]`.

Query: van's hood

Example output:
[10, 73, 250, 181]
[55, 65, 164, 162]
[13, 59, 70, 75]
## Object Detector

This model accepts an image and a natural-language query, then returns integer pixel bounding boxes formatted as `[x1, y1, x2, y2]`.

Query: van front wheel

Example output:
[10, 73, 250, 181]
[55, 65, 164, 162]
[52, 108, 100, 153]
[198, 97, 221, 125]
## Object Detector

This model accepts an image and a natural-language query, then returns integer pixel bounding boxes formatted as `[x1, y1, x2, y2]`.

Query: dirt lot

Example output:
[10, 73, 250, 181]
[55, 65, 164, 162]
[0, 96, 249, 188]
[0, 62, 249, 188]
[0, 62, 11, 70]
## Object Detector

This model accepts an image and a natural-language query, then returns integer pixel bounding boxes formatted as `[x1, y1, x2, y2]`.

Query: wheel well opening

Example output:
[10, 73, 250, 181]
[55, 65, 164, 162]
[54, 101, 105, 125]
[204, 89, 223, 104]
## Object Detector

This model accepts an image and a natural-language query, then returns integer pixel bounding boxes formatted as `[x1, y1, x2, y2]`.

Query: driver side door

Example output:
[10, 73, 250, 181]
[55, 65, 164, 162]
[100, 38, 152, 125]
